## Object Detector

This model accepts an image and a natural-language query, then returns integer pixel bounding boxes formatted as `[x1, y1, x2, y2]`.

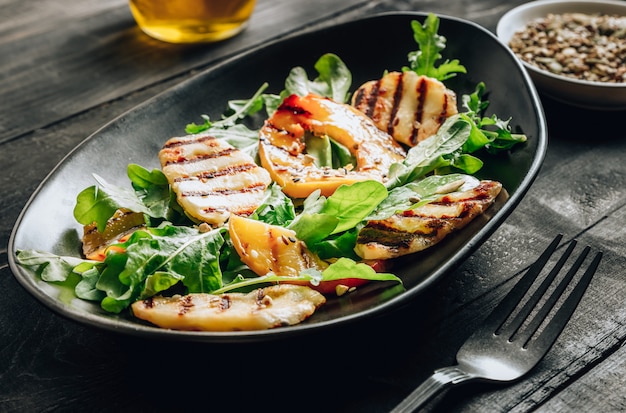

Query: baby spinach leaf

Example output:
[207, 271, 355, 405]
[319, 257, 401, 284]
[322, 181, 387, 234]
[284, 53, 352, 103]
[288, 181, 387, 246]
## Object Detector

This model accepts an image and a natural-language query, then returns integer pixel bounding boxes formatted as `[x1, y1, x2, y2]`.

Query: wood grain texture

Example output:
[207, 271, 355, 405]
[0, 0, 369, 144]
[2, 0, 626, 412]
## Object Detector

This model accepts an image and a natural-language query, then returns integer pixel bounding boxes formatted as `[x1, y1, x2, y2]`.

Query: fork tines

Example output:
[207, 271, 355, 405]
[492, 234, 603, 348]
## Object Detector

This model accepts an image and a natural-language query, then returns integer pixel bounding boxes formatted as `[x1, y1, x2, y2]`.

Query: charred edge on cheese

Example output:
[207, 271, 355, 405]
[162, 134, 216, 149]
[164, 147, 238, 166]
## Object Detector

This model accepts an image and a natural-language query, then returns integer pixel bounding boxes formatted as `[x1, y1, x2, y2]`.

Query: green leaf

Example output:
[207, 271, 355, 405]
[185, 83, 269, 133]
[206, 124, 262, 159]
[288, 212, 339, 246]
[212, 257, 402, 294]
[405, 14, 466, 81]
[320, 257, 402, 284]
[252, 183, 296, 226]
[460, 82, 527, 154]
[128, 164, 171, 219]
[311, 228, 361, 260]
[288, 181, 387, 247]
[321, 181, 388, 234]
[304, 134, 333, 168]
[75, 267, 106, 301]
[92, 225, 227, 313]
[370, 174, 476, 219]
[450, 153, 483, 174]
[284, 53, 352, 103]
[385, 115, 472, 189]
[15, 249, 96, 283]
[74, 174, 151, 232]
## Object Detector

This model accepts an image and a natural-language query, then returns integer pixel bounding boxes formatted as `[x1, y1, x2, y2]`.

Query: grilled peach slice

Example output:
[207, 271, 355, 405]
[258, 93, 406, 198]
[228, 215, 328, 277]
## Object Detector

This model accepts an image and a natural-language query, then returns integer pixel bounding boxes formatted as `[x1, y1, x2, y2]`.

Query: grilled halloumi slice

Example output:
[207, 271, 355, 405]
[159, 133, 272, 227]
[352, 71, 458, 146]
[354, 180, 502, 260]
[131, 284, 326, 331]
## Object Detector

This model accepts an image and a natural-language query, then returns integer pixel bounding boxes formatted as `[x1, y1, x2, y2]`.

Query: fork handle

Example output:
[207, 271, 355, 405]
[390, 366, 475, 413]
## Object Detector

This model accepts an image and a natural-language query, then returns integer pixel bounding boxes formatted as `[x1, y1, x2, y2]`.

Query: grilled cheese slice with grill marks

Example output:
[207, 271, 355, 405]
[131, 284, 326, 331]
[352, 71, 458, 146]
[159, 133, 272, 227]
[355, 180, 502, 260]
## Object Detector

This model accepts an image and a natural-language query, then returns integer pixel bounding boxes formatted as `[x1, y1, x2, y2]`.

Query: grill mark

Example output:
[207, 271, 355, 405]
[201, 206, 256, 217]
[439, 94, 450, 126]
[219, 296, 232, 311]
[173, 163, 257, 182]
[178, 295, 195, 316]
[410, 77, 429, 146]
[277, 94, 312, 116]
[164, 147, 238, 166]
[353, 87, 367, 112]
[162, 135, 216, 149]
[387, 73, 404, 136]
[255, 289, 266, 306]
[181, 182, 268, 198]
[365, 80, 381, 118]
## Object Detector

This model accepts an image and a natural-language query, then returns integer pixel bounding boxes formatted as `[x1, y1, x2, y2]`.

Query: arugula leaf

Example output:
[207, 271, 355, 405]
[96, 225, 227, 313]
[186, 53, 352, 135]
[185, 82, 269, 134]
[404, 14, 466, 81]
[369, 173, 479, 220]
[15, 249, 98, 283]
[205, 124, 262, 160]
[461, 82, 527, 153]
[127, 164, 172, 220]
[251, 183, 296, 226]
[385, 115, 472, 189]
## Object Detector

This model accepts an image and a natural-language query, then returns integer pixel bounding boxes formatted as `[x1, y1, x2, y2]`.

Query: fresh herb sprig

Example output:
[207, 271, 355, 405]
[404, 13, 467, 81]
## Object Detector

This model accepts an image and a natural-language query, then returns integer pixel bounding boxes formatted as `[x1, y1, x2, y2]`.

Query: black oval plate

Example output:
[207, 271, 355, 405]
[8, 12, 547, 343]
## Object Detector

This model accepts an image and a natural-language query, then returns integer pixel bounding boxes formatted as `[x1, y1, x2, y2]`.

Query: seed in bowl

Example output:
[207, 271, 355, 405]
[508, 12, 626, 83]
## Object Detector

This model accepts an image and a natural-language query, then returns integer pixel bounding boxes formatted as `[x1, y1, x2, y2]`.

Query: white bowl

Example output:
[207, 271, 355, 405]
[497, 0, 626, 111]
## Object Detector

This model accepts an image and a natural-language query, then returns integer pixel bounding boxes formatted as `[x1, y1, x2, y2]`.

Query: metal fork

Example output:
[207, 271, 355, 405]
[391, 234, 603, 413]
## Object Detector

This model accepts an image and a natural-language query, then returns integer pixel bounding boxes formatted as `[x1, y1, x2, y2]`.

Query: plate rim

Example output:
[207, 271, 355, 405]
[8, 11, 548, 343]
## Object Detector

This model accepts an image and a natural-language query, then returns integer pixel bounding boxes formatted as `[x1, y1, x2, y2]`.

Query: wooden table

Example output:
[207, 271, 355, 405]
[1, 1, 625, 412]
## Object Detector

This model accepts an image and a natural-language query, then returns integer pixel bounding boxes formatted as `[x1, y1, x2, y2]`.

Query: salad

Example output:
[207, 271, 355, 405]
[15, 14, 527, 331]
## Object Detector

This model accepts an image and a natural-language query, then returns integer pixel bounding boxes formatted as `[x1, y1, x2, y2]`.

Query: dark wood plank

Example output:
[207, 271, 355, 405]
[0, 0, 370, 144]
